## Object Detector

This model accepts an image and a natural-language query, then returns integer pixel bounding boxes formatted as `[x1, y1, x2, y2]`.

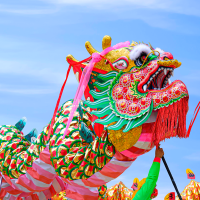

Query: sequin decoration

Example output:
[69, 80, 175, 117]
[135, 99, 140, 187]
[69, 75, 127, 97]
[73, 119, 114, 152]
[49, 100, 115, 180]
[108, 124, 142, 152]
[0, 100, 115, 181]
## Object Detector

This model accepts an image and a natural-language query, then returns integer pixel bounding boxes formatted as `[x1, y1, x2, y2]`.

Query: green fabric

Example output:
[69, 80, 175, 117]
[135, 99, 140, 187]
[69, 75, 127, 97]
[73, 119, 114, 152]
[133, 160, 160, 200]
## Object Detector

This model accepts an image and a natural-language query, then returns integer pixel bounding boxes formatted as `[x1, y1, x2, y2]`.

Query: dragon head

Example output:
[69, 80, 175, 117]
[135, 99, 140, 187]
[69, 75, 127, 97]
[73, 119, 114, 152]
[67, 35, 189, 152]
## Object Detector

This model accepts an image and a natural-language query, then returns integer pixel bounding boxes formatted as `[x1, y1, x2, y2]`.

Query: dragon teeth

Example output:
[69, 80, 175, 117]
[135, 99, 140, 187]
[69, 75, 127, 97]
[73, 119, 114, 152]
[164, 68, 167, 75]
[168, 79, 171, 84]
[143, 84, 147, 92]
[172, 71, 174, 76]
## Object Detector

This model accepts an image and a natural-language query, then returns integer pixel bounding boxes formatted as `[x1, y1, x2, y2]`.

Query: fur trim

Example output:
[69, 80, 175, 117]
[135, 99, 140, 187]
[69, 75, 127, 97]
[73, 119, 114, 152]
[154, 47, 164, 56]
[129, 44, 151, 61]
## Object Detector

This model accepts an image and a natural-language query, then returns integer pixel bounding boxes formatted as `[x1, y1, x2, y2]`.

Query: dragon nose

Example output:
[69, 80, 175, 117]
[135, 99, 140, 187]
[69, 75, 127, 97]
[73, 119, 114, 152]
[157, 59, 181, 68]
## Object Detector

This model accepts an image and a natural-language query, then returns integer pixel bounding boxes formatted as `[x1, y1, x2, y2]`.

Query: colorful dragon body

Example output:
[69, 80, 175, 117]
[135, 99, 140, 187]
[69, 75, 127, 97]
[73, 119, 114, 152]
[0, 35, 189, 200]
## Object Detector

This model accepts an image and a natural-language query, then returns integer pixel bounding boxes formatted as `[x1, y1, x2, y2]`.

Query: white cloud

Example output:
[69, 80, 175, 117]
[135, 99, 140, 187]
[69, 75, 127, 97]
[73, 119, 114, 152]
[0, 60, 78, 85]
[0, 4, 58, 15]
[185, 152, 200, 161]
[41, 0, 200, 17]
[0, 85, 57, 94]
[1, 0, 200, 18]
[0, 0, 199, 33]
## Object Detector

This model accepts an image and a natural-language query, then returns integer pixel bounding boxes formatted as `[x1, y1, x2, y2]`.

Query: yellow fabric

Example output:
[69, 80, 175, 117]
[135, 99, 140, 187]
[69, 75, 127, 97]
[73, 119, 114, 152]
[176, 180, 200, 200]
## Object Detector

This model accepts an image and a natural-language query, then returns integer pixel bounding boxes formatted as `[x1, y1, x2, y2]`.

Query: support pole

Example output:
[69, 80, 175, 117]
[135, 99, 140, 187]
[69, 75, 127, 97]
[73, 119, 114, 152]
[162, 156, 182, 200]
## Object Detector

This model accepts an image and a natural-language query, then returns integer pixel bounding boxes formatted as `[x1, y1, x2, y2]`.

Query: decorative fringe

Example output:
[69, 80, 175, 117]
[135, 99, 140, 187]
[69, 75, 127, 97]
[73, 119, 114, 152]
[47, 64, 72, 140]
[187, 101, 200, 137]
[152, 97, 189, 147]
[47, 56, 92, 140]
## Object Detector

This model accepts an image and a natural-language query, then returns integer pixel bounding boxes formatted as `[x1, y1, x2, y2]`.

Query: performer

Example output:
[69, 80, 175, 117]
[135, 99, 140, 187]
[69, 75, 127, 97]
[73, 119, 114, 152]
[133, 146, 164, 200]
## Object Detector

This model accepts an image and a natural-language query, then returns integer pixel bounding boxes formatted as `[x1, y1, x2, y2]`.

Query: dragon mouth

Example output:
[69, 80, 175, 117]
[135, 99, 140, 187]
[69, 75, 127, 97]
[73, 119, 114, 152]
[145, 66, 173, 91]
[141, 59, 181, 92]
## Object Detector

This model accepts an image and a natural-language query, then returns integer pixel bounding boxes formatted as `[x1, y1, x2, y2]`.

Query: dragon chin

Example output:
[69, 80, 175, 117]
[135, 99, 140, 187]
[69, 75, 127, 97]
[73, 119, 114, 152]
[151, 80, 188, 110]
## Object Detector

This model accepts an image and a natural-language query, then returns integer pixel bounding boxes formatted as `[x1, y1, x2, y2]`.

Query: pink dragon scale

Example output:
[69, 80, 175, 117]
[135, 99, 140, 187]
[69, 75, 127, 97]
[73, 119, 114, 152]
[0, 35, 189, 200]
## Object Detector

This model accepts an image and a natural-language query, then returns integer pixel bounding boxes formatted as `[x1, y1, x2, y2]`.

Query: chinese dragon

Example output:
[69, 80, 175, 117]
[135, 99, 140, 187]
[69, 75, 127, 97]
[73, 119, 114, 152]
[0, 35, 190, 200]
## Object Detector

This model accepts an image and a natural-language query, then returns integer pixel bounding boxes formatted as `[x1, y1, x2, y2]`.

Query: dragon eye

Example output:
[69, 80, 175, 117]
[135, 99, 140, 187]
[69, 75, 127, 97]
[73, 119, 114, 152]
[129, 44, 152, 67]
[135, 52, 148, 67]
[141, 55, 146, 62]
[164, 57, 169, 60]
[112, 56, 129, 70]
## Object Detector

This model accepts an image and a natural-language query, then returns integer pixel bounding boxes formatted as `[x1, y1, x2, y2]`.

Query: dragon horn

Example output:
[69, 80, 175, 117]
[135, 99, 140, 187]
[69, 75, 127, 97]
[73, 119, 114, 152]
[85, 41, 99, 55]
[102, 35, 112, 50]
[15, 117, 27, 131]
[131, 41, 138, 46]
[149, 42, 153, 49]
[66, 54, 79, 62]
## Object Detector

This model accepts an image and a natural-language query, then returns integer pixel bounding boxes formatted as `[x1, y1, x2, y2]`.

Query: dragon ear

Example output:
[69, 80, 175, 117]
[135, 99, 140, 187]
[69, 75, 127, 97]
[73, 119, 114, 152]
[15, 117, 27, 131]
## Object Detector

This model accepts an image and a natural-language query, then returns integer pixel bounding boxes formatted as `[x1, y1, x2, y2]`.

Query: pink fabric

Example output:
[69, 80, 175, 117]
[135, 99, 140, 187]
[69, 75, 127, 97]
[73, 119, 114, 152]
[65, 184, 99, 200]
[62, 42, 130, 139]
[31, 163, 55, 180]
[113, 41, 130, 49]
[17, 175, 50, 191]
[42, 189, 52, 199]
[137, 133, 152, 142]
[7, 195, 16, 200]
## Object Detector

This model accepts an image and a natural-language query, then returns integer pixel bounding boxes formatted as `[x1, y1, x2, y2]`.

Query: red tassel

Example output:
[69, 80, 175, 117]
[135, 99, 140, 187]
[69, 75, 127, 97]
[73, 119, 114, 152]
[47, 56, 92, 140]
[187, 101, 200, 137]
[152, 97, 189, 146]
[47, 64, 72, 140]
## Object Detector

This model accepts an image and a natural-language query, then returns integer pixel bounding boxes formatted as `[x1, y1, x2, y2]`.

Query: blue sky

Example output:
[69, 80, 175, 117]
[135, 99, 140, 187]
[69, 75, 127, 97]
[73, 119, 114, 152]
[0, 0, 200, 199]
